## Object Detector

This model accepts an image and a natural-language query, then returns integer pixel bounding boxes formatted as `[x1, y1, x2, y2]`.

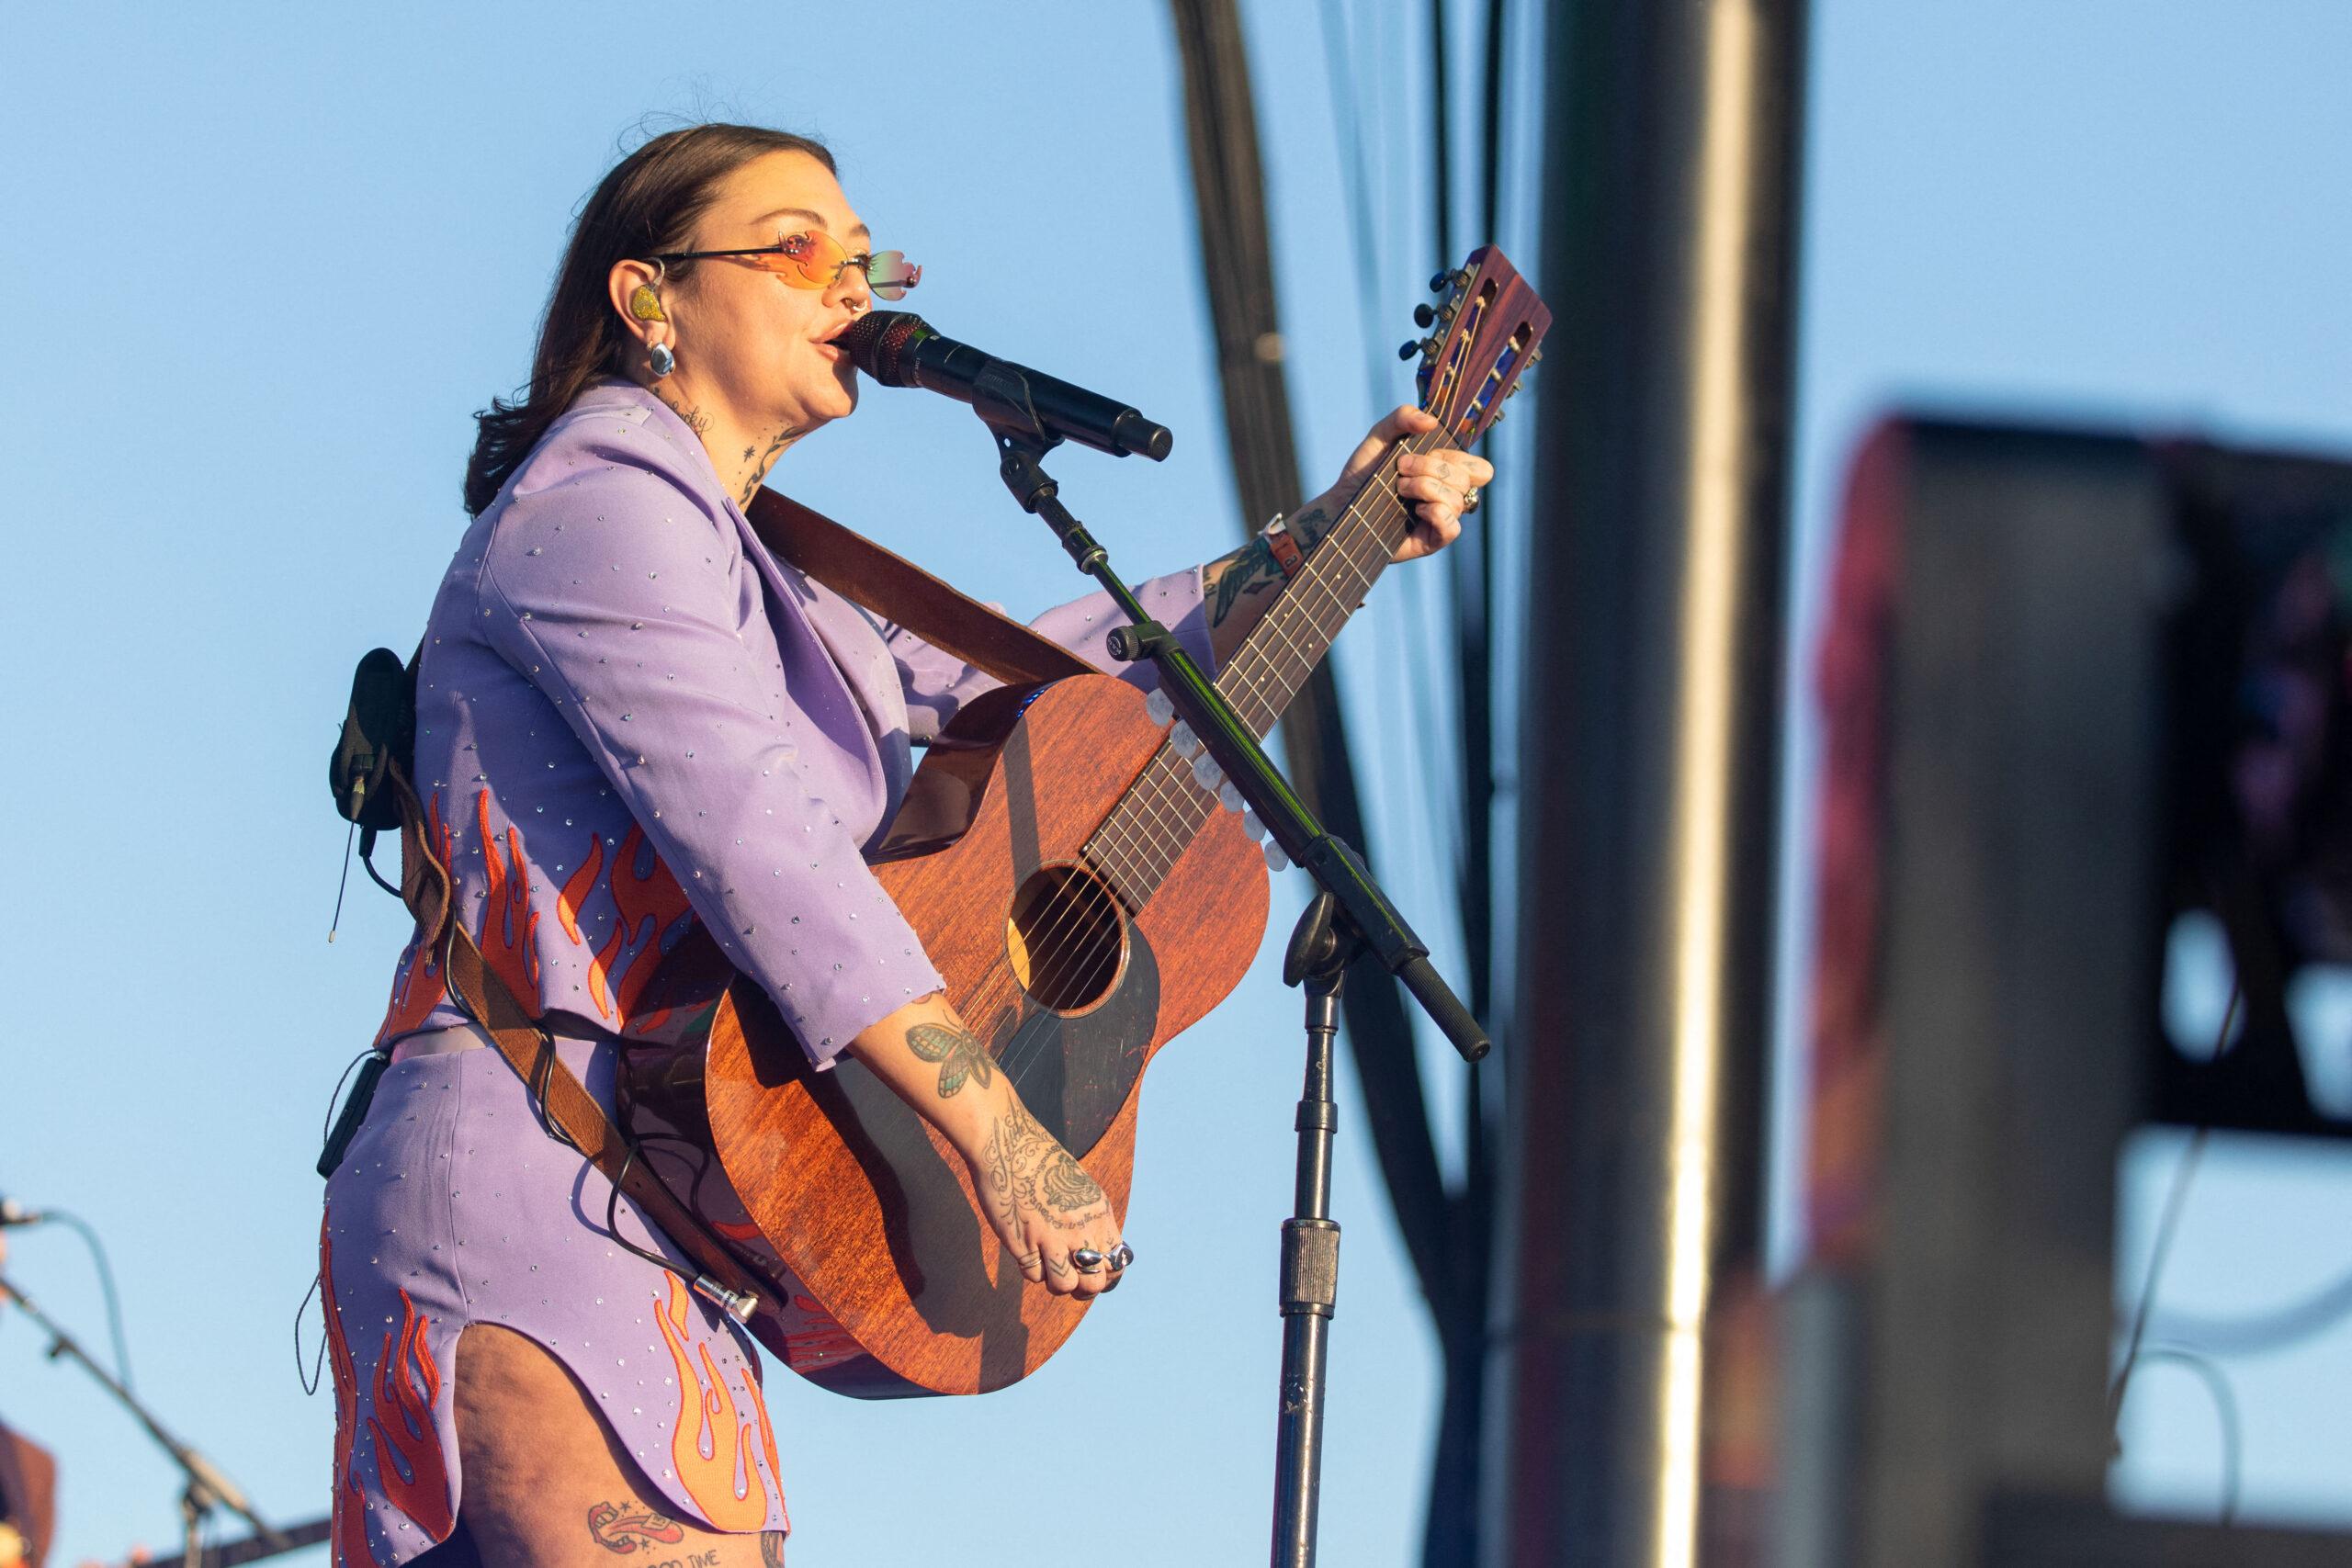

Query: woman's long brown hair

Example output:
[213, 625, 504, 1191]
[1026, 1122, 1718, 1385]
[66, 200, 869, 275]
[462, 123, 834, 516]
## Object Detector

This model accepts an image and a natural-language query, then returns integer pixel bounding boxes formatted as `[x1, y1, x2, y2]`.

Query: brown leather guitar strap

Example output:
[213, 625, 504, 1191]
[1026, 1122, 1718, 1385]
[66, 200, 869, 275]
[373, 493, 1092, 1324]
[384, 764, 768, 1320]
[743, 489, 1095, 686]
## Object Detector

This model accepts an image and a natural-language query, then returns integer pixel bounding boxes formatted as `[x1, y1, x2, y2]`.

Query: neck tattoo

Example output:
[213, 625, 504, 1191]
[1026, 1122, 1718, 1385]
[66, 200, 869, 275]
[739, 425, 805, 506]
[652, 387, 712, 438]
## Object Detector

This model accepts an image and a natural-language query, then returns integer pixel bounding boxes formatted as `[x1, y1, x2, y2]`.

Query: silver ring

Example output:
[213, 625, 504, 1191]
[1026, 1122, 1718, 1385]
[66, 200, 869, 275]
[1107, 1243, 1135, 1271]
[1071, 1247, 1108, 1274]
[1463, 487, 1482, 515]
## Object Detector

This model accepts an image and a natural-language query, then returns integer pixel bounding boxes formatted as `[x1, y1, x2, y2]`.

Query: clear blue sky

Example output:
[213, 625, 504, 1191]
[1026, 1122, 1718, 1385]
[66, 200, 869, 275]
[3, 2, 2349, 1563]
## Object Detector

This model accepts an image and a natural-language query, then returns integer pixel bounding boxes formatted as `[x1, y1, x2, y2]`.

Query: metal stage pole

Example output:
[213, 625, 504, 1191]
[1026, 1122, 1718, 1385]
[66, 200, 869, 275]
[1485, 1, 1807, 1563]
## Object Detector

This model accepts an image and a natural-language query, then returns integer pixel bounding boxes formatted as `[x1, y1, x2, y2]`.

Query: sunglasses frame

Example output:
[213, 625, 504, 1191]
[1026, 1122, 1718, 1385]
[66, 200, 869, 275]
[650, 231, 921, 299]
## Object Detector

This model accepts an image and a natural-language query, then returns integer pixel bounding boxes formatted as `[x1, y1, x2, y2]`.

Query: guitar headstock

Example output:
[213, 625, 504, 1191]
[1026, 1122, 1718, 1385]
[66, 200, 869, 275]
[1406, 246, 1550, 445]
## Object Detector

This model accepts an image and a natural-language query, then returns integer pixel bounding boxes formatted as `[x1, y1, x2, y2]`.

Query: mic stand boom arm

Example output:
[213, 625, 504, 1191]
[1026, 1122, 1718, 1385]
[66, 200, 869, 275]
[0, 1275, 290, 1564]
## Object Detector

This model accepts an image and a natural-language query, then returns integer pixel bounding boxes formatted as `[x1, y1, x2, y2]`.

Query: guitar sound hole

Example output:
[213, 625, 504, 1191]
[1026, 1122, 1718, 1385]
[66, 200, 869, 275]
[1005, 863, 1127, 1015]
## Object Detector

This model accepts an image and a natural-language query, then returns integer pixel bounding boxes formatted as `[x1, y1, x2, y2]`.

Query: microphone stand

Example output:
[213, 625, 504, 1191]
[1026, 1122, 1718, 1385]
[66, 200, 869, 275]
[0, 1275, 288, 1568]
[973, 394, 1487, 1568]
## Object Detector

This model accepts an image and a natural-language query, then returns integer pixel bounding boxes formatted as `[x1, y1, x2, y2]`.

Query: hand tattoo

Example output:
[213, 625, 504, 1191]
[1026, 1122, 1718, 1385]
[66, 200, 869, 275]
[1039, 1146, 1107, 1213]
[979, 1099, 1111, 1236]
[908, 1021, 995, 1098]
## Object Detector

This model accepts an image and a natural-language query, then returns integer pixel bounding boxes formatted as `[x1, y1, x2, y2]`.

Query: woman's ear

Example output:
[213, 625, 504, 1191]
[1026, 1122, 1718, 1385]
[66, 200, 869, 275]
[607, 258, 668, 339]
[607, 258, 675, 378]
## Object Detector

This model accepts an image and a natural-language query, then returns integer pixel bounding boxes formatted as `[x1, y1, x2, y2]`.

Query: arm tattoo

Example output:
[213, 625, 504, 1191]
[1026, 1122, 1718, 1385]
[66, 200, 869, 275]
[586, 1501, 684, 1552]
[1206, 538, 1284, 627]
[762, 1532, 786, 1568]
[907, 1021, 995, 1098]
[1286, 502, 1335, 551]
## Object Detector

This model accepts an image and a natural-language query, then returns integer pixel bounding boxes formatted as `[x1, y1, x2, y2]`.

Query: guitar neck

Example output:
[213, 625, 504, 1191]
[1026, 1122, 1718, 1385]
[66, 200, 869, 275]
[1080, 432, 1441, 909]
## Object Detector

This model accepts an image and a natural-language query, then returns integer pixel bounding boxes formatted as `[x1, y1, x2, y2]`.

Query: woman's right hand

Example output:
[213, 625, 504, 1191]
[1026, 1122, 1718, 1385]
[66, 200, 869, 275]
[965, 1091, 1125, 1297]
[846, 996, 1126, 1299]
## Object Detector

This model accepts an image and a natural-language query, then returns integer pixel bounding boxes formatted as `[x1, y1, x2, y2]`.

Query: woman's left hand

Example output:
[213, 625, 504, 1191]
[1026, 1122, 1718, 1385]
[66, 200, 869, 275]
[1318, 404, 1497, 562]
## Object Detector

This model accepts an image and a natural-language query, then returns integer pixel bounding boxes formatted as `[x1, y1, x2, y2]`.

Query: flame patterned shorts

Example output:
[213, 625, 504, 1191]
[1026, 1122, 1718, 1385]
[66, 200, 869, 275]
[319, 1037, 788, 1568]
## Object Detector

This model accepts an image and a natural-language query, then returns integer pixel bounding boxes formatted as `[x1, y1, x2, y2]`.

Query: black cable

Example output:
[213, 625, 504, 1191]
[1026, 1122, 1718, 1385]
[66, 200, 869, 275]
[1430, 0, 1452, 273]
[2130, 1345, 2245, 1525]
[34, 1209, 136, 1394]
[294, 1271, 327, 1395]
[2151, 1262, 2352, 1357]
[1317, 0, 1394, 414]
[361, 843, 401, 899]
[2109, 987, 2233, 1435]
[602, 1141, 691, 1278]
[320, 1047, 378, 1150]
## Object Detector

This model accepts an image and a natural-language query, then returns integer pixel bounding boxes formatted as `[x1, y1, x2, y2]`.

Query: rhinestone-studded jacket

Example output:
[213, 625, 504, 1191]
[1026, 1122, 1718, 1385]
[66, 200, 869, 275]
[374, 380, 1212, 1064]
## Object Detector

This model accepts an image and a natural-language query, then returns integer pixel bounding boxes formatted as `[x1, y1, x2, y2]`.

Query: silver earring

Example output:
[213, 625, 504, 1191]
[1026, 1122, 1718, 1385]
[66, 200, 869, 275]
[648, 340, 675, 378]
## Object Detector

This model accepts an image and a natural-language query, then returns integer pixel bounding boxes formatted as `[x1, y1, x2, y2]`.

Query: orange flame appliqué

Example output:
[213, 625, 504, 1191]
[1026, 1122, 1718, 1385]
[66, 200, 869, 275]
[321, 1213, 379, 1568]
[586, 825, 695, 1027]
[653, 1274, 777, 1531]
[375, 793, 452, 1044]
[475, 790, 541, 1008]
[366, 1290, 457, 1544]
[558, 830, 606, 946]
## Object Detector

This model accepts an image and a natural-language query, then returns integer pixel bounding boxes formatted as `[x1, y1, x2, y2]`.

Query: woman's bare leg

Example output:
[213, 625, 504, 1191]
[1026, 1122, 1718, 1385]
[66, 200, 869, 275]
[447, 1324, 782, 1568]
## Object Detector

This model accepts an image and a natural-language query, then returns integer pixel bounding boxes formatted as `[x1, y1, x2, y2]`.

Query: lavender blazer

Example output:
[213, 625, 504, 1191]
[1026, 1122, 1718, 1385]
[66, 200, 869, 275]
[374, 381, 1212, 1065]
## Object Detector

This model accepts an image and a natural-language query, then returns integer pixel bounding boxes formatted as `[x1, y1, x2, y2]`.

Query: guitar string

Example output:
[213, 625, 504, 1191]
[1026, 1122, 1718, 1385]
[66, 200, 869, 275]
[1061, 439, 1423, 905]
[986, 432, 1437, 1033]
[991, 436, 1428, 1018]
[977, 434, 1442, 1089]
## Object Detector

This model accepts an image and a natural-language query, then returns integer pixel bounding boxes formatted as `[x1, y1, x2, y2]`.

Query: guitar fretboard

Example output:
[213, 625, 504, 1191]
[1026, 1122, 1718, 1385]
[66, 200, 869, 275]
[1080, 429, 1447, 908]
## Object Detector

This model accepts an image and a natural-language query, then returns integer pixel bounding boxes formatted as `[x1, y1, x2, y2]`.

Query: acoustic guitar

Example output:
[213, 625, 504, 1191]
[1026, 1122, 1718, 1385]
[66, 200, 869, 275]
[625, 247, 1551, 1396]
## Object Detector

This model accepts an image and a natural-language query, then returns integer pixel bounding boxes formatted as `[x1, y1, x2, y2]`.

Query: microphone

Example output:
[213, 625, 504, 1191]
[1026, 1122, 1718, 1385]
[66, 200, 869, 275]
[839, 310, 1172, 461]
[0, 1195, 47, 1227]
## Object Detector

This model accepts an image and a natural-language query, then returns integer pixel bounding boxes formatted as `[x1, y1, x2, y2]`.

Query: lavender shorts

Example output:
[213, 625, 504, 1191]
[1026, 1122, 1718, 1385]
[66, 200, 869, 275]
[319, 1030, 788, 1568]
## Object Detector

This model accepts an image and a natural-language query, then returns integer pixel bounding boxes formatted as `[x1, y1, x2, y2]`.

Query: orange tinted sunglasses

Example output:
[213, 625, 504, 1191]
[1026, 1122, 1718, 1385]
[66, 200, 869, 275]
[650, 231, 922, 300]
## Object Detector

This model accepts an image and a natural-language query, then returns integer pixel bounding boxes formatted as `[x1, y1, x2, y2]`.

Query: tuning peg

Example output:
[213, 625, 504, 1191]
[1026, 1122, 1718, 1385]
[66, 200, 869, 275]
[1169, 719, 1201, 759]
[1413, 302, 1438, 328]
[1145, 689, 1174, 727]
[1240, 807, 1266, 841]
[1218, 779, 1245, 813]
[1192, 752, 1226, 793]
[1264, 840, 1292, 873]
[1429, 270, 1451, 292]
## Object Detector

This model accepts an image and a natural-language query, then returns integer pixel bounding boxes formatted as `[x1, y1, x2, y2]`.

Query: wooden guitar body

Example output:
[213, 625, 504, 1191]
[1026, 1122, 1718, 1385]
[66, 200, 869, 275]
[693, 672, 1269, 1395]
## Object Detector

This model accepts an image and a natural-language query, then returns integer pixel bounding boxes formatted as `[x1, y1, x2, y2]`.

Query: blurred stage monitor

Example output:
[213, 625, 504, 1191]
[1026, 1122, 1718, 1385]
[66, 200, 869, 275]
[0, 1419, 55, 1568]
[1781, 416, 2352, 1567]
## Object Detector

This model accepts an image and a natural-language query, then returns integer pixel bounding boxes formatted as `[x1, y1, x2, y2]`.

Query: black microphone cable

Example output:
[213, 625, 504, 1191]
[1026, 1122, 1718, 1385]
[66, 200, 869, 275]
[2, 1199, 136, 1393]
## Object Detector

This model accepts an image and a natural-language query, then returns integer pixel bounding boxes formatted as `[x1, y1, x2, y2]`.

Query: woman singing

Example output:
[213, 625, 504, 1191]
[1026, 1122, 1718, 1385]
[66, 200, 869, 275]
[322, 122, 1493, 1568]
